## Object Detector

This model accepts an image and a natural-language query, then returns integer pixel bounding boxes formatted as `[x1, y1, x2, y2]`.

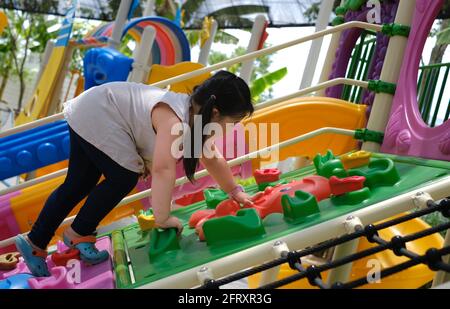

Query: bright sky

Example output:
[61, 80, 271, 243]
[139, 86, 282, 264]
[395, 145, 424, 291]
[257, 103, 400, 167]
[190, 27, 332, 98]
[189, 25, 450, 124]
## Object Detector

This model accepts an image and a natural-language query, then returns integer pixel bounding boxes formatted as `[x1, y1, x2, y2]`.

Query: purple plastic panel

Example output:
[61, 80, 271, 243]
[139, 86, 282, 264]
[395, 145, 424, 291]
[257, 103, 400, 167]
[0, 236, 114, 289]
[326, 0, 399, 112]
[360, 1, 398, 114]
[381, 0, 449, 161]
[327, 9, 373, 98]
[0, 191, 21, 255]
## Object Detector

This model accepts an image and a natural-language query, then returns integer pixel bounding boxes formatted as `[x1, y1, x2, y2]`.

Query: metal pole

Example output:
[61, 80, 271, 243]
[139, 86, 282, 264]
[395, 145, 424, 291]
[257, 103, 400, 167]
[198, 20, 218, 66]
[108, 0, 133, 50]
[362, 0, 416, 152]
[299, 0, 334, 89]
[128, 26, 157, 83]
[240, 15, 268, 83]
[326, 216, 363, 285]
[432, 228, 450, 287]
[143, 0, 156, 16]
[258, 241, 290, 287]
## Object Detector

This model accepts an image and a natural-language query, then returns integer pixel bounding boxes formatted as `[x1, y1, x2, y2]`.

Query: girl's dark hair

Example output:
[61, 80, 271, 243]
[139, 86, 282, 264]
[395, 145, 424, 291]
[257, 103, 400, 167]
[183, 70, 254, 182]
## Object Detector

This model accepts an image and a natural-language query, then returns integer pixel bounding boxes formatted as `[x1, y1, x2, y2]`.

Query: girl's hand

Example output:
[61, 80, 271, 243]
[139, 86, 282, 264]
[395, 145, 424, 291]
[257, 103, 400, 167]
[232, 191, 264, 207]
[155, 216, 183, 235]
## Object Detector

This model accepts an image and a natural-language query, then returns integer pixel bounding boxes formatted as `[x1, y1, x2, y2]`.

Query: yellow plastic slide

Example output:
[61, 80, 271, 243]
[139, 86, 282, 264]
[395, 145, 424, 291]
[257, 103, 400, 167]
[14, 46, 70, 125]
[242, 97, 367, 170]
[14, 4, 76, 125]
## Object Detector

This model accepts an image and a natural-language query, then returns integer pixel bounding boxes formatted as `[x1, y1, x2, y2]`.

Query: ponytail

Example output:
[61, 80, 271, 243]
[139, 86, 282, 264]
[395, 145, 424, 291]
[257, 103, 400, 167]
[183, 95, 216, 182]
[183, 71, 254, 183]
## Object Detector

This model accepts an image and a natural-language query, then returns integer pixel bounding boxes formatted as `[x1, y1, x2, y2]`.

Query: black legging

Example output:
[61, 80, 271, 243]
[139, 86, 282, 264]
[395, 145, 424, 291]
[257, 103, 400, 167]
[28, 126, 140, 249]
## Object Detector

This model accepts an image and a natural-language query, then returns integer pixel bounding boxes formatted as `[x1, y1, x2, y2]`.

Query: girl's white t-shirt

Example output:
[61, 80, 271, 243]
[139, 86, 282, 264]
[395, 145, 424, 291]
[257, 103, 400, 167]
[63, 82, 190, 174]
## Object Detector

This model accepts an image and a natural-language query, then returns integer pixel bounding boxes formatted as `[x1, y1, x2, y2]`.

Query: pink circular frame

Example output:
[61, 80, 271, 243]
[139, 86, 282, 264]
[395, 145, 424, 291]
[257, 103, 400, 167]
[380, 0, 450, 160]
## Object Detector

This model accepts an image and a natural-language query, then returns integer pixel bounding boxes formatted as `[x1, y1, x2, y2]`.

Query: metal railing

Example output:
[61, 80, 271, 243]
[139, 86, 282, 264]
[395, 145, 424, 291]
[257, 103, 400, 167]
[341, 30, 377, 103]
[417, 62, 450, 127]
[341, 33, 449, 128]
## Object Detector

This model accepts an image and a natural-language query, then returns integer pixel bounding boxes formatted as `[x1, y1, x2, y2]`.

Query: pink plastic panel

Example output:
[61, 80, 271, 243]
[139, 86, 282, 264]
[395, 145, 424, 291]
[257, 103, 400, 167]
[0, 236, 114, 289]
[0, 191, 21, 254]
[381, 0, 450, 160]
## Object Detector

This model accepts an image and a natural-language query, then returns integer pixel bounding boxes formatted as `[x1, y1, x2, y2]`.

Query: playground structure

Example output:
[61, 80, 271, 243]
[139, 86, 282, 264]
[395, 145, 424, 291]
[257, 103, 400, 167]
[0, 0, 270, 247]
[0, 0, 449, 289]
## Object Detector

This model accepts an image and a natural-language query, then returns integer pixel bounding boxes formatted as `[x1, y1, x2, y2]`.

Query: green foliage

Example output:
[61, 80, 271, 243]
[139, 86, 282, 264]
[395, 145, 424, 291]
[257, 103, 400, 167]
[209, 44, 270, 78]
[29, 15, 58, 54]
[421, 212, 449, 237]
[304, 0, 341, 22]
[185, 27, 241, 48]
[250, 67, 288, 102]
[155, 0, 177, 20]
[69, 20, 99, 72]
[0, 9, 59, 110]
[208, 40, 286, 103]
[213, 30, 240, 45]
[185, 29, 200, 47]
[182, 0, 206, 24]
[430, 18, 450, 38]
[0, 24, 13, 72]
[303, 2, 321, 23]
[119, 35, 135, 58]
[208, 50, 231, 67]
[210, 5, 269, 29]
[0, 7, 99, 109]
[437, 26, 450, 45]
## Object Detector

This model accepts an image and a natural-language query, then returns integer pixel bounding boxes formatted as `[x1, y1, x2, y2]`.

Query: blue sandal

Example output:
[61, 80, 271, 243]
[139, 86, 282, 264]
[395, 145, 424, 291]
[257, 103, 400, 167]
[63, 233, 109, 265]
[15, 234, 50, 277]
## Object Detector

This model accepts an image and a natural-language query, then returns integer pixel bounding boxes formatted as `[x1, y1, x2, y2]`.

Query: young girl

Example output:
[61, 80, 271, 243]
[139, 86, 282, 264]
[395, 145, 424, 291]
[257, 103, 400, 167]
[16, 70, 257, 277]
